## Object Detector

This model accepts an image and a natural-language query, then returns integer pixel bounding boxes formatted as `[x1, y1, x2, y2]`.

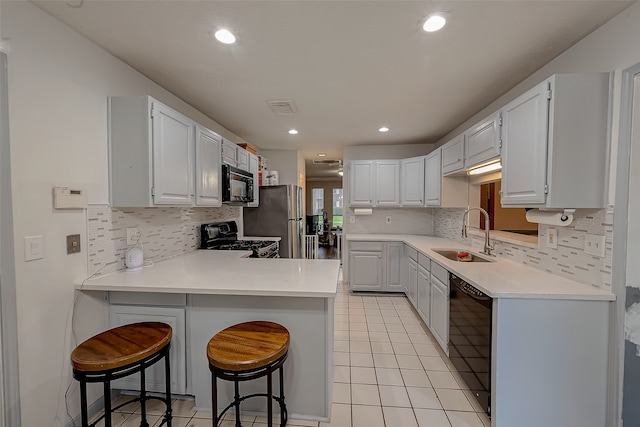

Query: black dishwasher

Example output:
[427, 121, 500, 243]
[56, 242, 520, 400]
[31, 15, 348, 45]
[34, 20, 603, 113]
[449, 273, 492, 417]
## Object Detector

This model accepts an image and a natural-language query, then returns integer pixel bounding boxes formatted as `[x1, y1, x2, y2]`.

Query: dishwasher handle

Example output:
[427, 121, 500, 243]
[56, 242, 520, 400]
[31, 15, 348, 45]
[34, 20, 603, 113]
[450, 274, 491, 302]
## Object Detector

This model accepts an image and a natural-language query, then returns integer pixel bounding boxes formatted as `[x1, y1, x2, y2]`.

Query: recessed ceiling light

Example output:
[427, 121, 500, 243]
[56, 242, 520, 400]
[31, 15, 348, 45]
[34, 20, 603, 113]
[423, 13, 448, 32]
[215, 29, 236, 44]
[379, 127, 389, 133]
[317, 153, 327, 157]
[288, 129, 299, 135]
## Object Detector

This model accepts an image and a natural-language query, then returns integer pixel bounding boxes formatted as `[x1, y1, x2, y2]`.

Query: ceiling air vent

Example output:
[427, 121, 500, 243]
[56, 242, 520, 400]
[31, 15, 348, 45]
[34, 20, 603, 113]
[266, 100, 298, 115]
[312, 160, 342, 166]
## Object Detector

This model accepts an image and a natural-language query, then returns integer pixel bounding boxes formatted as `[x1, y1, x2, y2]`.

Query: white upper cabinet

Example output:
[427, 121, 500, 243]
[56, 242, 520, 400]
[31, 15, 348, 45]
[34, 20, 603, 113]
[464, 111, 501, 168]
[401, 156, 426, 206]
[424, 149, 442, 206]
[375, 160, 401, 207]
[152, 103, 194, 205]
[349, 160, 375, 207]
[349, 160, 400, 207]
[247, 153, 260, 207]
[441, 134, 465, 175]
[501, 73, 609, 208]
[236, 146, 250, 172]
[194, 125, 222, 207]
[424, 148, 468, 208]
[109, 96, 195, 207]
[221, 138, 237, 167]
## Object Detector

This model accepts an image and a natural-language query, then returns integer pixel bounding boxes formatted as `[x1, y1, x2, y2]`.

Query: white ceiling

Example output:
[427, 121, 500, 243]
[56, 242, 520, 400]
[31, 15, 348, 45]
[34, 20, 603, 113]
[33, 0, 633, 177]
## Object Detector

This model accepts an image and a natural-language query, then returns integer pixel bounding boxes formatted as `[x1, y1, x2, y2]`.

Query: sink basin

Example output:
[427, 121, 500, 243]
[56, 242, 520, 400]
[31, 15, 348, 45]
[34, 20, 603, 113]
[431, 249, 495, 263]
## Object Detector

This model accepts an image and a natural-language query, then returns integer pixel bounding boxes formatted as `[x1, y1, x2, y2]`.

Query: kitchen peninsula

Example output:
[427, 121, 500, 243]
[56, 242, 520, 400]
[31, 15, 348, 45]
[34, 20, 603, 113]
[78, 251, 340, 421]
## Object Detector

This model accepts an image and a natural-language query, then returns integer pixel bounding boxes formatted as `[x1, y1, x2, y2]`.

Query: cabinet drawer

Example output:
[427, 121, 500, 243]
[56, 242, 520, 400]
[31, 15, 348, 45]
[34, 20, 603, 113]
[349, 241, 384, 251]
[418, 253, 431, 271]
[109, 292, 187, 306]
[405, 245, 418, 261]
[431, 262, 449, 284]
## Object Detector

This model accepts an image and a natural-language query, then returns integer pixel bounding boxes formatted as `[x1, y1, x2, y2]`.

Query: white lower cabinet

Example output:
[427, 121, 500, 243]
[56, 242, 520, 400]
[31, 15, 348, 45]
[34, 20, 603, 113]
[349, 242, 385, 291]
[348, 241, 405, 292]
[417, 262, 431, 326]
[407, 257, 418, 306]
[386, 242, 403, 291]
[430, 262, 449, 354]
[109, 304, 187, 394]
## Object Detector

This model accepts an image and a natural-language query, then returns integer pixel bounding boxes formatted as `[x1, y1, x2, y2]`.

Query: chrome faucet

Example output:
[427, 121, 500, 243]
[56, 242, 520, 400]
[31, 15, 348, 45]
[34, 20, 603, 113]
[462, 207, 494, 256]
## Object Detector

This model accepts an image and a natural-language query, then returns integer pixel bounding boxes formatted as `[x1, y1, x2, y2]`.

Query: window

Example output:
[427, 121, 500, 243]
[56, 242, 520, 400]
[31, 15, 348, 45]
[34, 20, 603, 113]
[480, 181, 537, 236]
[312, 188, 324, 215]
[332, 188, 343, 228]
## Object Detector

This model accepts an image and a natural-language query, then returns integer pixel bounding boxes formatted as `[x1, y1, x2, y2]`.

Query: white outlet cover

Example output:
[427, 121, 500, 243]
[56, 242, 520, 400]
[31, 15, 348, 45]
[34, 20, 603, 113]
[546, 228, 558, 249]
[585, 234, 606, 257]
[126, 227, 140, 245]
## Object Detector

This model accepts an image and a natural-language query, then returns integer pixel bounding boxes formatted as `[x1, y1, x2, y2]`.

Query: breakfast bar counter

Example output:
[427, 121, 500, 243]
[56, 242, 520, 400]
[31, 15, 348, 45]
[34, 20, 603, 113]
[78, 251, 341, 421]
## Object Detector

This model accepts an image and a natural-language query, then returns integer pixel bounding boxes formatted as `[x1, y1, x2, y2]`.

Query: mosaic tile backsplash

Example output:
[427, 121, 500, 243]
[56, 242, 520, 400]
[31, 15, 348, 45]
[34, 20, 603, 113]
[434, 208, 613, 291]
[87, 204, 241, 276]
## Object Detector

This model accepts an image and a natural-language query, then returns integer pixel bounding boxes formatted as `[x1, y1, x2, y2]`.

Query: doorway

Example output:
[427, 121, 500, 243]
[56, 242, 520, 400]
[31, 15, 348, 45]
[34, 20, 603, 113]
[619, 67, 640, 426]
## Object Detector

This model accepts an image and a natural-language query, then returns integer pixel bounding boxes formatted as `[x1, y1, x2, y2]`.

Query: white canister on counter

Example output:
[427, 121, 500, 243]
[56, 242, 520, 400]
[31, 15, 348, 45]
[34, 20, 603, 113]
[264, 170, 279, 186]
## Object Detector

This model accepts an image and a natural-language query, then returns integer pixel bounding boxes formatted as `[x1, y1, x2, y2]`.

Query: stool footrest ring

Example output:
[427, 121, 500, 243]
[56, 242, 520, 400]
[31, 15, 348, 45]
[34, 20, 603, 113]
[216, 393, 287, 427]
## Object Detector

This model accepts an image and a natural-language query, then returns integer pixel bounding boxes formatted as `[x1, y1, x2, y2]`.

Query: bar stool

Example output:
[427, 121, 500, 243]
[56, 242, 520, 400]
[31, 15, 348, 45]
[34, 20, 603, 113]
[70, 322, 173, 427]
[207, 321, 289, 427]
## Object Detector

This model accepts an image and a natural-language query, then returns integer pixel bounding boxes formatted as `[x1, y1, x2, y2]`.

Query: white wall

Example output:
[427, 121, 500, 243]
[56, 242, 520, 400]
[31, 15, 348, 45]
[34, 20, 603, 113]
[260, 149, 302, 186]
[0, 2, 245, 425]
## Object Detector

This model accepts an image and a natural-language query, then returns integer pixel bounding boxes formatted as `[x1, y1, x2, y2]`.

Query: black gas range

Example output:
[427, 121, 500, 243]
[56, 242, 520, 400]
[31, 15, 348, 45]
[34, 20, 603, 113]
[200, 221, 279, 259]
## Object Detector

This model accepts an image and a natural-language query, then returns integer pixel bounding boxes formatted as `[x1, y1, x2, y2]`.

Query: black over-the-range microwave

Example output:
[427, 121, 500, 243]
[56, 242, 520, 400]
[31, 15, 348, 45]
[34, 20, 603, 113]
[222, 164, 254, 205]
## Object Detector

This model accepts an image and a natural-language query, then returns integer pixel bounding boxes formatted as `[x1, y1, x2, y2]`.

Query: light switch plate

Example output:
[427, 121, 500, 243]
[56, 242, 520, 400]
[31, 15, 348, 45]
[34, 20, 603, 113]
[585, 234, 606, 257]
[546, 228, 558, 249]
[24, 235, 44, 261]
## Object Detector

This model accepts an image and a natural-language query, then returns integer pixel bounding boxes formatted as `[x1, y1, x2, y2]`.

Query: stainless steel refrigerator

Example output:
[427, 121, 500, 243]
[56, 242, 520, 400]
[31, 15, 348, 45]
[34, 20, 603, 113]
[243, 185, 303, 258]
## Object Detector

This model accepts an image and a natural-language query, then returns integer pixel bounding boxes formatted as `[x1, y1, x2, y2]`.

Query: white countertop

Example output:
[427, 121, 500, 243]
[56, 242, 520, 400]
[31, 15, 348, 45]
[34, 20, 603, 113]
[80, 251, 340, 298]
[347, 234, 614, 301]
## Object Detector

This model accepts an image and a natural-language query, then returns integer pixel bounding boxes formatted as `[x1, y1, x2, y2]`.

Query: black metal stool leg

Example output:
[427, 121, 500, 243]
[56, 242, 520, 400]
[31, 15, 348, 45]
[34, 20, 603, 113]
[212, 373, 218, 427]
[103, 379, 112, 427]
[234, 379, 241, 427]
[164, 347, 172, 427]
[267, 371, 273, 427]
[80, 379, 89, 427]
[279, 366, 287, 427]
[140, 367, 148, 427]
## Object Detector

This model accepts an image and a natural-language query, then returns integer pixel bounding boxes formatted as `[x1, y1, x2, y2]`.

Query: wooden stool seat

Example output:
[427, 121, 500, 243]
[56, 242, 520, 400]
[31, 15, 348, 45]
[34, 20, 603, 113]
[207, 321, 290, 371]
[208, 321, 290, 427]
[71, 322, 173, 427]
[72, 322, 172, 372]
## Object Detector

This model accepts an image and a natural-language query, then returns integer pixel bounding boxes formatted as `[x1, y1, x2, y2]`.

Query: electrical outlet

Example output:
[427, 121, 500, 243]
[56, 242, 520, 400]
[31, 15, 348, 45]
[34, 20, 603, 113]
[584, 234, 606, 257]
[386, 216, 392, 224]
[126, 227, 140, 245]
[546, 228, 558, 249]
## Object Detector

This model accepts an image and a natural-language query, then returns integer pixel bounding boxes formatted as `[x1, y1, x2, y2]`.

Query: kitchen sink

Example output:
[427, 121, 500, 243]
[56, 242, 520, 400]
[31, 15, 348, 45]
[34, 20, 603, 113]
[431, 249, 495, 263]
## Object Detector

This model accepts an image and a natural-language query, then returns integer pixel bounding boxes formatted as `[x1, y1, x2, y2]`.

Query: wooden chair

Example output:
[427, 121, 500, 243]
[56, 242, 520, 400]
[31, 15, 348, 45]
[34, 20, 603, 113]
[207, 321, 290, 427]
[70, 322, 173, 427]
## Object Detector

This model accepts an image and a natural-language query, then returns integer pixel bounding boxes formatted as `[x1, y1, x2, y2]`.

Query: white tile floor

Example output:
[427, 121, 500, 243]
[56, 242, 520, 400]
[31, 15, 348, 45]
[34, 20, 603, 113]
[99, 276, 490, 427]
